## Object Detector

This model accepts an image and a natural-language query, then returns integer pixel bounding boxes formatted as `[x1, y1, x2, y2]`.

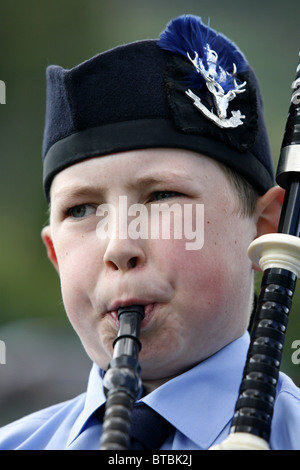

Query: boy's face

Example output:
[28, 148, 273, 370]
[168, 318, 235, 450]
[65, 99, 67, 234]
[43, 148, 259, 384]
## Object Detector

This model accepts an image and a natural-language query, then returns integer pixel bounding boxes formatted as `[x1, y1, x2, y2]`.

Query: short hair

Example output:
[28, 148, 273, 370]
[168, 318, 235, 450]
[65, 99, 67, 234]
[218, 162, 259, 217]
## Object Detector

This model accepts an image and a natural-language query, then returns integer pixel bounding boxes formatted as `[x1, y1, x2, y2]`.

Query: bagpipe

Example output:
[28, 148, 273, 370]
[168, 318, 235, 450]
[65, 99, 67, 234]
[211, 51, 300, 451]
[99, 52, 300, 451]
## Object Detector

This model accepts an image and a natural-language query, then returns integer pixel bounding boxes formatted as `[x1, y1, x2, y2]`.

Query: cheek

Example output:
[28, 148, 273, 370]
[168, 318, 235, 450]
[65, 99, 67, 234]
[55, 240, 113, 368]
[166, 215, 253, 317]
[156, 236, 228, 328]
[54, 236, 100, 316]
[56, 232, 101, 280]
[180, 251, 228, 318]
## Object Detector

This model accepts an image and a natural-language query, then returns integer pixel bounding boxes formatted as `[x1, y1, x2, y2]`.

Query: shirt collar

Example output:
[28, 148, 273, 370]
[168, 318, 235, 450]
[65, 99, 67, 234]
[141, 332, 250, 448]
[68, 332, 250, 448]
[67, 364, 106, 446]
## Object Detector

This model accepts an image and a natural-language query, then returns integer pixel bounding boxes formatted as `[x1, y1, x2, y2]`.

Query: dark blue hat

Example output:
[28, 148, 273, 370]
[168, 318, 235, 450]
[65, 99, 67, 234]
[42, 15, 274, 201]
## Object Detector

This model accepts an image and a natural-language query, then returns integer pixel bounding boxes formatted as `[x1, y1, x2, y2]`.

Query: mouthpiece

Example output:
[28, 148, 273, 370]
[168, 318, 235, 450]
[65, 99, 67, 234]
[113, 305, 145, 359]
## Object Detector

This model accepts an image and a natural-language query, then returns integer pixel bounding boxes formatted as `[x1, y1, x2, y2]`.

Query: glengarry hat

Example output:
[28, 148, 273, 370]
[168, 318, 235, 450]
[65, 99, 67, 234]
[42, 15, 274, 201]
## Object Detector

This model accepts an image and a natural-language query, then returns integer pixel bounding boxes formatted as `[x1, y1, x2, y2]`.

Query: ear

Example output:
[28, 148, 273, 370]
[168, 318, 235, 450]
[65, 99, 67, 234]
[255, 186, 285, 237]
[252, 185, 285, 271]
[41, 225, 59, 273]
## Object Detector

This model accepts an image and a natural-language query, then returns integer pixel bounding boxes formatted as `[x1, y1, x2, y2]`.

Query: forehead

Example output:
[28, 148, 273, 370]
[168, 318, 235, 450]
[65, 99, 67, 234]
[50, 148, 226, 201]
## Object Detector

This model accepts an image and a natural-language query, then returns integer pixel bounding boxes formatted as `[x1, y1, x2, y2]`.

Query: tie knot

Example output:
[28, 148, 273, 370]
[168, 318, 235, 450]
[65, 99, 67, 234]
[129, 404, 174, 450]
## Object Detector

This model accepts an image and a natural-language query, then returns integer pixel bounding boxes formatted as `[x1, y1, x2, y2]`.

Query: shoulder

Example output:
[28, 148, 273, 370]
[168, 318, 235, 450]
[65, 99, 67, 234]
[271, 372, 300, 450]
[276, 371, 300, 409]
[0, 393, 85, 450]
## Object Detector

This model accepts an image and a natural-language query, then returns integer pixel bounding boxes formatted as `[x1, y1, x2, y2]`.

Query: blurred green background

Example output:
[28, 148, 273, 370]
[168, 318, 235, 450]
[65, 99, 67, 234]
[0, 0, 300, 426]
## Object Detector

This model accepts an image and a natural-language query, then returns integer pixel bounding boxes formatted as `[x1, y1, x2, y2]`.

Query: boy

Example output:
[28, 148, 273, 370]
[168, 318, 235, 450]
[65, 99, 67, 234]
[0, 14, 299, 450]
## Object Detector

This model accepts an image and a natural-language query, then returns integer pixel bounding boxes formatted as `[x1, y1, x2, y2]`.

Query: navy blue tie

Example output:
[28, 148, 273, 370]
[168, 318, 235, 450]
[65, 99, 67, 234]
[97, 402, 174, 450]
[129, 403, 174, 450]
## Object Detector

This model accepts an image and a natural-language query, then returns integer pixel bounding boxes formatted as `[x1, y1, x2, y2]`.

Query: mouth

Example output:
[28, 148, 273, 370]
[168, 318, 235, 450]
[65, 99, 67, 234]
[107, 301, 157, 330]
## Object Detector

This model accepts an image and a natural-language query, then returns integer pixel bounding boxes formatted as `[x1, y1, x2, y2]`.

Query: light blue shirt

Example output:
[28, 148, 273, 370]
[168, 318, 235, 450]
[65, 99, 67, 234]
[0, 332, 300, 450]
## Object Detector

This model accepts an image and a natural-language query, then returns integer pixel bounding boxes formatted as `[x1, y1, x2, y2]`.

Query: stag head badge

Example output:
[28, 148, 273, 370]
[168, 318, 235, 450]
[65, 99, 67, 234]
[185, 45, 247, 129]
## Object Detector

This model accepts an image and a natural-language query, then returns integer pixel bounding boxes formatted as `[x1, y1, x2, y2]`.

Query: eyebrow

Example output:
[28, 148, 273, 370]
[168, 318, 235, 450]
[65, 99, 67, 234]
[51, 170, 195, 203]
[127, 171, 194, 190]
[51, 185, 104, 205]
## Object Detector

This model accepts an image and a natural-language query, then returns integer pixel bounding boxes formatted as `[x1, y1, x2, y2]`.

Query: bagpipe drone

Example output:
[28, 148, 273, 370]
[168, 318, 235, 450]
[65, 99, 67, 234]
[211, 51, 300, 451]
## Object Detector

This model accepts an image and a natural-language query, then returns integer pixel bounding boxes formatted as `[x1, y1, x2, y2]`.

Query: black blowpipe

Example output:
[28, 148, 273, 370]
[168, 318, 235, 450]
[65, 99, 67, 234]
[99, 305, 144, 450]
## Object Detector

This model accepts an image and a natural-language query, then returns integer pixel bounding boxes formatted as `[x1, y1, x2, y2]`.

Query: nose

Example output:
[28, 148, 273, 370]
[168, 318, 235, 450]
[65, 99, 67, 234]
[103, 236, 146, 272]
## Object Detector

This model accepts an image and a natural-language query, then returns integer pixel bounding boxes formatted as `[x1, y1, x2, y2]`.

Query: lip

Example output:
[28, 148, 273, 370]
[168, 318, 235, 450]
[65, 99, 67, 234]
[106, 299, 157, 330]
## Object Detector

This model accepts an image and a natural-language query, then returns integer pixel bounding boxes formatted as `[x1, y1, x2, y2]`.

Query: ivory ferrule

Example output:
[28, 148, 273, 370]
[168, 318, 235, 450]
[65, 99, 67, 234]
[248, 233, 300, 277]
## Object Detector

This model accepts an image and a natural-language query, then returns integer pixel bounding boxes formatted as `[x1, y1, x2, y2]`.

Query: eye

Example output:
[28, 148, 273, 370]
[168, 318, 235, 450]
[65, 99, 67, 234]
[151, 191, 181, 202]
[68, 204, 95, 219]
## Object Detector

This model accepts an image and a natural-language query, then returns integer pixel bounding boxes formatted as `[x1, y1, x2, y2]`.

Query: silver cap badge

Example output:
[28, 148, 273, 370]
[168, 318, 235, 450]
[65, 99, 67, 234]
[185, 45, 247, 128]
